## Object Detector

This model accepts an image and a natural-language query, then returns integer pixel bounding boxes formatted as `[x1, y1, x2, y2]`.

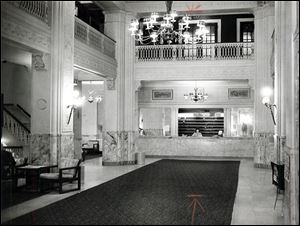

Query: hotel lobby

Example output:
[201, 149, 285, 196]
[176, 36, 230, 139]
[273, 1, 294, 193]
[1, 1, 299, 225]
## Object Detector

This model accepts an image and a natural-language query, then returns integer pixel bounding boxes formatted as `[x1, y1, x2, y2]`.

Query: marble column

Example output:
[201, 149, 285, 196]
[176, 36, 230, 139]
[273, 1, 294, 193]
[50, 1, 76, 166]
[274, 1, 299, 224]
[102, 11, 137, 165]
[253, 3, 276, 168]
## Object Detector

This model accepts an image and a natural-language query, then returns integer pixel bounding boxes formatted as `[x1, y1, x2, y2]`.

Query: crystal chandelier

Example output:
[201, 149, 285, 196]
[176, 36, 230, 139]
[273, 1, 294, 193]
[184, 87, 208, 102]
[129, 1, 209, 45]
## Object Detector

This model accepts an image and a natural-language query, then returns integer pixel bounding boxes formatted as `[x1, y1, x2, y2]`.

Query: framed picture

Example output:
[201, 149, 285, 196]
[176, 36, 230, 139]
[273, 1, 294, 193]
[152, 89, 173, 100]
[228, 88, 250, 99]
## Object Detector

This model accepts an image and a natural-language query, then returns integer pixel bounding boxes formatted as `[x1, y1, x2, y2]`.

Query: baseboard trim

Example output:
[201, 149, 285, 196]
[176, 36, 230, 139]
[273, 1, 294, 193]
[146, 155, 253, 160]
[102, 161, 136, 166]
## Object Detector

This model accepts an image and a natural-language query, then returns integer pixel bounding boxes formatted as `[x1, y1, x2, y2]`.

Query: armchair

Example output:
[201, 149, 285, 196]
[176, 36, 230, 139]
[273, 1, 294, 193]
[39, 159, 82, 194]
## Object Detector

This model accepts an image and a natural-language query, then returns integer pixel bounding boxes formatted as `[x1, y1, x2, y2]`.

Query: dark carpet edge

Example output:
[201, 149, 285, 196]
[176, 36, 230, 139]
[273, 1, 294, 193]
[2, 159, 241, 225]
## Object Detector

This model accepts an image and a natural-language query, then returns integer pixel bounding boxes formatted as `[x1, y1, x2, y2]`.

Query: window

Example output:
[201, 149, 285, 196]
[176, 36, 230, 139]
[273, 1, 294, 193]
[240, 22, 254, 42]
[202, 23, 217, 44]
[237, 18, 254, 57]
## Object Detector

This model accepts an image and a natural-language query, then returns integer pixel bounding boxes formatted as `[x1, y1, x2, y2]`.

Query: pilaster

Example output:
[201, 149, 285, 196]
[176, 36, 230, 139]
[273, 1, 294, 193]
[102, 11, 137, 165]
[253, 4, 276, 168]
[50, 1, 76, 166]
[30, 52, 52, 165]
[274, 1, 299, 224]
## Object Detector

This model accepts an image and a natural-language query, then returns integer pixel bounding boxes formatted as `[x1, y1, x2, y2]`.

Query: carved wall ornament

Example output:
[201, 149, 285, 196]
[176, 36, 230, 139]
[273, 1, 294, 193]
[134, 80, 142, 91]
[36, 98, 47, 110]
[106, 79, 116, 90]
[32, 53, 46, 70]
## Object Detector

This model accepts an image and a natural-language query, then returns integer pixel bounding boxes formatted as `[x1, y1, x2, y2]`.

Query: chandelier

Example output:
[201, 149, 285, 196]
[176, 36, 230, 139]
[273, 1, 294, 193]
[129, 1, 209, 45]
[87, 90, 102, 103]
[184, 87, 208, 102]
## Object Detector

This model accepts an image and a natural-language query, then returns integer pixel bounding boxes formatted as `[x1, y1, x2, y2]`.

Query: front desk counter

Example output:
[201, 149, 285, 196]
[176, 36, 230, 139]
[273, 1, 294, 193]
[135, 136, 254, 158]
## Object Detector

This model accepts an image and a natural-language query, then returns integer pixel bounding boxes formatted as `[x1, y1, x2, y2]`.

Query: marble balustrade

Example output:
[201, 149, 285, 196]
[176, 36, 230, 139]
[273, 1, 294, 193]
[135, 136, 254, 158]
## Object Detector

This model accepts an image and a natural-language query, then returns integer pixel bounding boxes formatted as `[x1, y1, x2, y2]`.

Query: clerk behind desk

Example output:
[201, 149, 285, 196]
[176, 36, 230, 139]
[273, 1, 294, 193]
[192, 129, 202, 137]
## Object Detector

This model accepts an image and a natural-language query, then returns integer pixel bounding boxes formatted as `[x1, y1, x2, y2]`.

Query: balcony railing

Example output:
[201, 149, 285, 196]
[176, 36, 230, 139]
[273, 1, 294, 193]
[75, 17, 116, 59]
[136, 42, 254, 62]
[8, 1, 49, 24]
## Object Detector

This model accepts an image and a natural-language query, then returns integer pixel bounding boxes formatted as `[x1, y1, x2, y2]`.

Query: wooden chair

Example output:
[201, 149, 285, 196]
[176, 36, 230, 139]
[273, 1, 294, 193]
[39, 159, 82, 194]
[271, 161, 284, 209]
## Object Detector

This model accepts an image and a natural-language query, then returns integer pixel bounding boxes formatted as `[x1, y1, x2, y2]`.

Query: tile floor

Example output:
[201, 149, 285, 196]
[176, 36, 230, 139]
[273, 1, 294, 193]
[1, 157, 285, 225]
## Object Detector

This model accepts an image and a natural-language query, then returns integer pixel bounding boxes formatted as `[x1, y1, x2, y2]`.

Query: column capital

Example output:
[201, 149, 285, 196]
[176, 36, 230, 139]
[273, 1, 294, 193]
[254, 2, 274, 19]
[103, 10, 127, 23]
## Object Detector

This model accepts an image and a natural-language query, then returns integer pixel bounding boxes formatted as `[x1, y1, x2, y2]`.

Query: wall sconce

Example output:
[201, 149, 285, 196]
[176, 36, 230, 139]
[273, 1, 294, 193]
[67, 90, 85, 124]
[262, 96, 277, 125]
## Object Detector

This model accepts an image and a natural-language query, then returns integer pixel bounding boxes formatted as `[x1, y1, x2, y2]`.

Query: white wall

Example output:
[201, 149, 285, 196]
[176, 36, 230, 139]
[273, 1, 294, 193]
[81, 83, 104, 137]
[1, 62, 32, 114]
[138, 82, 254, 107]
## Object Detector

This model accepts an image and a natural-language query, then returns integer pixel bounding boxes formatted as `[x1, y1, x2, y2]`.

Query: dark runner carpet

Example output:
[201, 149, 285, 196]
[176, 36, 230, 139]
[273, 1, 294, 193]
[3, 159, 240, 225]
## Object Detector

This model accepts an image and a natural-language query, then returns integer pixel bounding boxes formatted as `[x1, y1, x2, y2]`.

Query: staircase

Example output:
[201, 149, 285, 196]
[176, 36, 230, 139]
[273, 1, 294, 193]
[3, 104, 31, 146]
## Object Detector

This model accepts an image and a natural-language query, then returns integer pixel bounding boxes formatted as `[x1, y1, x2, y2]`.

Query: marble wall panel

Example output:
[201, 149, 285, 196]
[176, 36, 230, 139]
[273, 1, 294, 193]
[102, 131, 136, 165]
[144, 129, 163, 136]
[136, 137, 254, 158]
[254, 132, 275, 168]
[30, 134, 51, 165]
[30, 134, 75, 166]
[59, 134, 75, 162]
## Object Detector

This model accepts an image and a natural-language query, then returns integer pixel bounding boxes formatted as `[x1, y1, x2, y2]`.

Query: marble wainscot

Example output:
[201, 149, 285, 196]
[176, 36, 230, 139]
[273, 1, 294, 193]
[102, 131, 136, 166]
[135, 136, 255, 158]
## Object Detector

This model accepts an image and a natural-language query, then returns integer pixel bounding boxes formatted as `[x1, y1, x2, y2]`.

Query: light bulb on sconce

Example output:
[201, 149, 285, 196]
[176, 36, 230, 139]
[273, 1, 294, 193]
[67, 90, 85, 125]
[262, 96, 271, 106]
[261, 87, 276, 125]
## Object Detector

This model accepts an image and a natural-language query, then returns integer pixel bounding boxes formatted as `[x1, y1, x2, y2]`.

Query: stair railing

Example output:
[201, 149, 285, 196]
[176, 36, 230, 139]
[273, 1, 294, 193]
[3, 108, 30, 145]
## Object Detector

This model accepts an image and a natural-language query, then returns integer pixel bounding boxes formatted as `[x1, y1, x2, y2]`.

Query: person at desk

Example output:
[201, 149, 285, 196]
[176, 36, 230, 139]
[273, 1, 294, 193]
[192, 129, 202, 137]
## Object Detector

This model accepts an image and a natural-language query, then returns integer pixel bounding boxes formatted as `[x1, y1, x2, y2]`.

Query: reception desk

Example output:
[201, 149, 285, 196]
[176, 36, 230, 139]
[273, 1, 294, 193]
[135, 136, 254, 158]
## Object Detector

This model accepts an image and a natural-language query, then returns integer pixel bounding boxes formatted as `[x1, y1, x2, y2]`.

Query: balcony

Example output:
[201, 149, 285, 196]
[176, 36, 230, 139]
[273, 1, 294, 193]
[136, 42, 254, 62]
[7, 1, 49, 24]
[74, 17, 116, 59]
[74, 17, 117, 78]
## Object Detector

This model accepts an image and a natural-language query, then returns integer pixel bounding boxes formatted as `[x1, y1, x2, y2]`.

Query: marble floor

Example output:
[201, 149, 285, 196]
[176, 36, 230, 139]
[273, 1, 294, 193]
[1, 157, 285, 225]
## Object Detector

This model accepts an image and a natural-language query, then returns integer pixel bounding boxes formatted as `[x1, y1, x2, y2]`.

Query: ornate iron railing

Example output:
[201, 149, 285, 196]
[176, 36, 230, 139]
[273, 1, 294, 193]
[75, 17, 116, 59]
[136, 42, 254, 62]
[8, 1, 49, 24]
[3, 109, 30, 145]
